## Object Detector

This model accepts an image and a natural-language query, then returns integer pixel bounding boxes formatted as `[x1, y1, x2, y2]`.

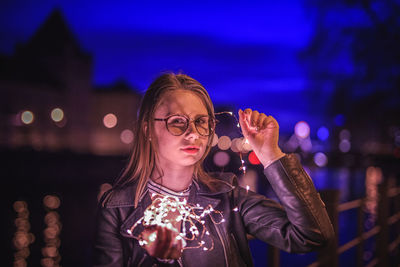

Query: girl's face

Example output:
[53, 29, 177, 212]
[152, 89, 210, 170]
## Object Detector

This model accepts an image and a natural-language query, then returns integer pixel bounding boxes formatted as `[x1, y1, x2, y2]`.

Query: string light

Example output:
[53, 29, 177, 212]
[127, 194, 224, 252]
[215, 111, 248, 173]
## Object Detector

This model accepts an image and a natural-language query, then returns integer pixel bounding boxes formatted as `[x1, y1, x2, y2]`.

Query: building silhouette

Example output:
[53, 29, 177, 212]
[0, 9, 141, 155]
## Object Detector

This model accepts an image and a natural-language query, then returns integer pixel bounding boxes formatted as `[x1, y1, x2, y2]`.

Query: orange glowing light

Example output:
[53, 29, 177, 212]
[13, 201, 27, 213]
[103, 113, 117, 128]
[43, 195, 60, 209]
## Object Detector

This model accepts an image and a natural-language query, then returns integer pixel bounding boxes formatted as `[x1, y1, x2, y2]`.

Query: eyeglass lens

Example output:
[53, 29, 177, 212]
[166, 115, 213, 136]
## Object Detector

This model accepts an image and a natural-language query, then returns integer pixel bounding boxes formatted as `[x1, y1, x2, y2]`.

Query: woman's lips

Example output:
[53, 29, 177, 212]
[181, 146, 200, 154]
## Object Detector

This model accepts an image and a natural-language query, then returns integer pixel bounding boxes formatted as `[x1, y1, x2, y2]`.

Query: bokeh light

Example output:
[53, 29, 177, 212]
[13, 201, 27, 213]
[314, 152, 328, 167]
[211, 133, 218, 147]
[241, 138, 252, 153]
[213, 151, 230, 167]
[43, 195, 61, 210]
[339, 129, 351, 140]
[317, 126, 329, 141]
[21, 111, 34, 125]
[50, 108, 64, 122]
[300, 138, 312, 152]
[103, 113, 117, 128]
[120, 129, 134, 144]
[294, 121, 310, 139]
[217, 136, 231, 150]
[230, 138, 241, 153]
[339, 139, 351, 153]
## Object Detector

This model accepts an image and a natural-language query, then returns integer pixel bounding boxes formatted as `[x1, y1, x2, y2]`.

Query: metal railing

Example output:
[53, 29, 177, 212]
[267, 178, 400, 267]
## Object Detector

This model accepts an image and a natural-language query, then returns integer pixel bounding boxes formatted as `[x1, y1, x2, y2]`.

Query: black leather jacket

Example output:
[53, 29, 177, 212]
[94, 154, 334, 266]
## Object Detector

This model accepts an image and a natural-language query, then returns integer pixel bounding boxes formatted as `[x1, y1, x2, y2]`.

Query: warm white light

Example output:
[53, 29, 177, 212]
[21, 111, 34, 125]
[230, 138, 241, 153]
[120, 129, 134, 144]
[294, 121, 310, 139]
[50, 108, 64, 122]
[241, 138, 252, 153]
[217, 136, 231, 150]
[103, 113, 117, 128]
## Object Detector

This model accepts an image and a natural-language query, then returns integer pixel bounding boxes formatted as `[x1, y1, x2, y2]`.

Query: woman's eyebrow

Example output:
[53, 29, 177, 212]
[164, 112, 209, 118]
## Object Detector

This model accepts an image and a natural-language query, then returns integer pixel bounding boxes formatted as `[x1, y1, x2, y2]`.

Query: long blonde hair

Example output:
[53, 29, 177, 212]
[113, 73, 216, 207]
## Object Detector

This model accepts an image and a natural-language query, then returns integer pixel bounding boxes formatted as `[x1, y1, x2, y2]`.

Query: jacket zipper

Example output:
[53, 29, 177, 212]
[214, 223, 229, 266]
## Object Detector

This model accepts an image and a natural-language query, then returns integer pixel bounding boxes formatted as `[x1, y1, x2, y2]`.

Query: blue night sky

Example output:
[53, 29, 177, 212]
[1, 0, 377, 133]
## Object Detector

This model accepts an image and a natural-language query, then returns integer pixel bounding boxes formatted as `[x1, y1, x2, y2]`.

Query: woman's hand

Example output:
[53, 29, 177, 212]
[238, 108, 285, 168]
[141, 225, 183, 260]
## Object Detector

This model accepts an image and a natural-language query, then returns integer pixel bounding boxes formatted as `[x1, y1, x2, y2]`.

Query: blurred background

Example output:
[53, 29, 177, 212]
[1, 0, 399, 266]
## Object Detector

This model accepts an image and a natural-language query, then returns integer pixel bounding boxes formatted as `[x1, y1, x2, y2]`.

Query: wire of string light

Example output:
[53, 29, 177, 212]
[214, 111, 248, 173]
[126, 194, 226, 252]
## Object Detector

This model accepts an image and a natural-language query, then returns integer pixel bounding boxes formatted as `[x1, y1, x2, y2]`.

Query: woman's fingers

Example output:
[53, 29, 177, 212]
[257, 113, 267, 130]
[156, 227, 171, 258]
[239, 108, 271, 132]
[238, 109, 251, 137]
[142, 226, 183, 259]
[262, 115, 278, 130]
[250, 110, 260, 127]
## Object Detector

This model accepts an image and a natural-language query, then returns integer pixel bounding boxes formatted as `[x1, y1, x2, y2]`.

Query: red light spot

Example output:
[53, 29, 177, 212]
[248, 151, 260, 165]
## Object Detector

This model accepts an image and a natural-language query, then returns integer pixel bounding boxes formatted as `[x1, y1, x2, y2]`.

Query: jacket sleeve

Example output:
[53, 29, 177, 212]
[239, 154, 334, 253]
[93, 195, 124, 266]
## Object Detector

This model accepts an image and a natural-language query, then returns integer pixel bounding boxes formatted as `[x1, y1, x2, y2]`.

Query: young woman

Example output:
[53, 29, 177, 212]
[94, 73, 334, 266]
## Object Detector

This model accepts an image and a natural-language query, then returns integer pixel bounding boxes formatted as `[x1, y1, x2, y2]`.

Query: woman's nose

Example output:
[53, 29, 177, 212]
[185, 121, 199, 139]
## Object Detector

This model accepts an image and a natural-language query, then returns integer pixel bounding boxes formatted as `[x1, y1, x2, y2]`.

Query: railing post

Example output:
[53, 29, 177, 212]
[267, 245, 280, 267]
[377, 178, 389, 266]
[356, 202, 364, 267]
[318, 189, 340, 267]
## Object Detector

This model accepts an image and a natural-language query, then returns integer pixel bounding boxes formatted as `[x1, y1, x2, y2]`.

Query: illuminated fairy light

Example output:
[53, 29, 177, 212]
[214, 111, 250, 174]
[127, 194, 224, 252]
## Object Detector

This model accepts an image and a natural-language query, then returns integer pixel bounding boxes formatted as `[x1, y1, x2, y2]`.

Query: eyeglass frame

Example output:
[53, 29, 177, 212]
[153, 114, 217, 137]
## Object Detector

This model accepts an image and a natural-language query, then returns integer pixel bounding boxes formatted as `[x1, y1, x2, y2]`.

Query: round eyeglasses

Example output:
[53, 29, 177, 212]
[154, 114, 216, 136]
